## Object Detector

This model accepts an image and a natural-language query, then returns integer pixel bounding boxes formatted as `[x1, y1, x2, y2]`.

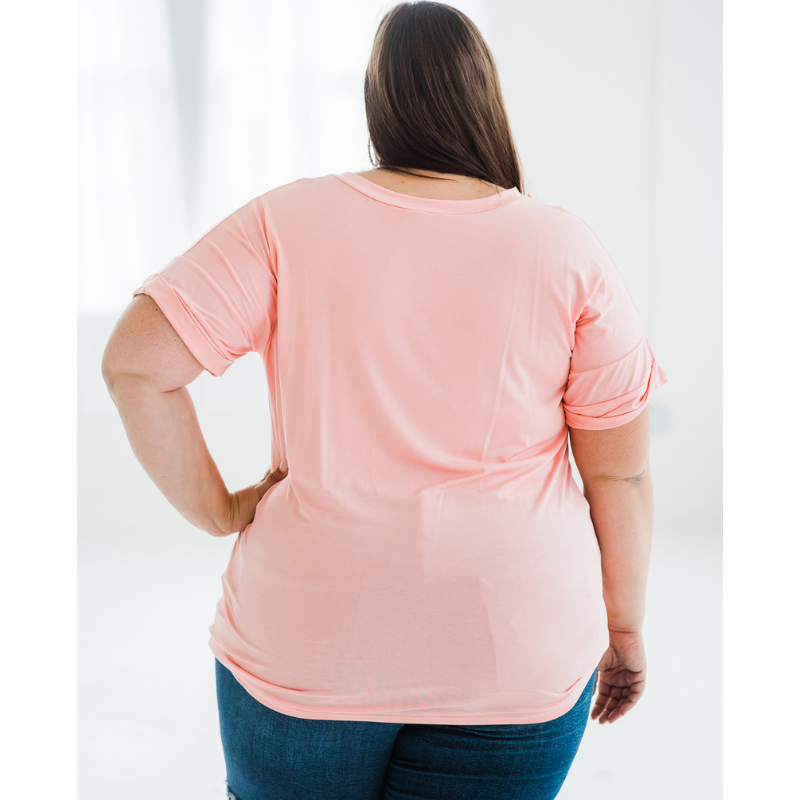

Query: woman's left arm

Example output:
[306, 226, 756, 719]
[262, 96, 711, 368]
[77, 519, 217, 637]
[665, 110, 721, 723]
[101, 293, 282, 537]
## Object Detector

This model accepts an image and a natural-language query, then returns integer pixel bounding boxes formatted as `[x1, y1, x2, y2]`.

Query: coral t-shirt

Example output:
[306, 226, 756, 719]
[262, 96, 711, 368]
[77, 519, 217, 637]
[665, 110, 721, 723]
[132, 171, 668, 724]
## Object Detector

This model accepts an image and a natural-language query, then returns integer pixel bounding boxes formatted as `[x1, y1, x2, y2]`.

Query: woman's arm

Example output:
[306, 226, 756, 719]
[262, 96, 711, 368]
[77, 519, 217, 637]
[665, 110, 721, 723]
[582, 466, 653, 632]
[568, 406, 654, 632]
[101, 294, 233, 537]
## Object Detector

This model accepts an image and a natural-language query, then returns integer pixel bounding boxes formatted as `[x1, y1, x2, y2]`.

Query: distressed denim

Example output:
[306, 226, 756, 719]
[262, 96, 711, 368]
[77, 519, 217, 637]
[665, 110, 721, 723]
[215, 657, 598, 800]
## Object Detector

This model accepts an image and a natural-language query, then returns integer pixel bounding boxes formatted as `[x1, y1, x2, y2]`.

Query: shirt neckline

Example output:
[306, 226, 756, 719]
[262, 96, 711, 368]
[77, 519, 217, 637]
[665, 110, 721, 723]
[333, 171, 524, 215]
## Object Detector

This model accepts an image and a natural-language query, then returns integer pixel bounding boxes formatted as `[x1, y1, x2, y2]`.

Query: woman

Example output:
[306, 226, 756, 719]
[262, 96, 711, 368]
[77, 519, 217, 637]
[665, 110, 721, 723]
[101, 2, 668, 798]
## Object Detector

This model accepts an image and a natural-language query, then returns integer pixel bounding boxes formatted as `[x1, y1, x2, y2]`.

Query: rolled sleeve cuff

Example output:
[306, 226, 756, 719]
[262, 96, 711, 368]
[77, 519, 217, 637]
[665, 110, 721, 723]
[132, 271, 233, 378]
[563, 336, 669, 430]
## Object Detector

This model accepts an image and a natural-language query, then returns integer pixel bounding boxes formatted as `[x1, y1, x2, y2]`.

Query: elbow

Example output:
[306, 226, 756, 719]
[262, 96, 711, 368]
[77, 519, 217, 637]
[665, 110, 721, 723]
[101, 352, 127, 395]
[584, 459, 651, 485]
[624, 464, 651, 485]
[100, 335, 120, 387]
[101, 344, 137, 400]
[101, 339, 137, 390]
[101, 361, 117, 390]
[623, 459, 652, 484]
[101, 357, 123, 409]
[101, 348, 117, 389]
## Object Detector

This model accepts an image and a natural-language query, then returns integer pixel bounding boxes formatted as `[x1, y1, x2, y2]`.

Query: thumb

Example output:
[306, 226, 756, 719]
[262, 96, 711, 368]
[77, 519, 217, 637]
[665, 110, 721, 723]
[262, 458, 288, 483]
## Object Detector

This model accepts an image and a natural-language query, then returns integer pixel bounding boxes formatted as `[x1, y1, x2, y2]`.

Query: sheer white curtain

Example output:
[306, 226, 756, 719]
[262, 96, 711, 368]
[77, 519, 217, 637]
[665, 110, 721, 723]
[194, 0, 398, 227]
[199, 0, 489, 218]
[78, 0, 489, 415]
[78, 0, 191, 415]
[78, 0, 188, 317]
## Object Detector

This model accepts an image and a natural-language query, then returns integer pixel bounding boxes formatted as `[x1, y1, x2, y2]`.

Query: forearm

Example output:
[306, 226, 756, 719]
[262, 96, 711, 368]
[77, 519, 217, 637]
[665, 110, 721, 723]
[104, 374, 230, 536]
[582, 467, 654, 632]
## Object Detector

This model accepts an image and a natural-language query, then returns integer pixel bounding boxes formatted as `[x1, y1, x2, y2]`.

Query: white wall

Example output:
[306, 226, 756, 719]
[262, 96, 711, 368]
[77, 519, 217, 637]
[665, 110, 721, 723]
[653, 0, 721, 527]
[493, 0, 721, 527]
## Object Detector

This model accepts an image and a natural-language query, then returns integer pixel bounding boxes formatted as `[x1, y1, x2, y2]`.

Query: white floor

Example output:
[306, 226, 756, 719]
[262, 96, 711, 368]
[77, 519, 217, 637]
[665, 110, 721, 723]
[79, 413, 721, 800]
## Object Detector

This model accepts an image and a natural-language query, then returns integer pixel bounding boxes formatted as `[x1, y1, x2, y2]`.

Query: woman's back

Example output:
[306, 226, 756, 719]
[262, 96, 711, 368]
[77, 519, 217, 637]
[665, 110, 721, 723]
[132, 171, 667, 724]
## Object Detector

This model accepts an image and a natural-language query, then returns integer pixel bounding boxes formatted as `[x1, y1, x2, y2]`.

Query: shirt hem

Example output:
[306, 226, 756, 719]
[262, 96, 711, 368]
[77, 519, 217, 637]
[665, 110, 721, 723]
[209, 638, 598, 726]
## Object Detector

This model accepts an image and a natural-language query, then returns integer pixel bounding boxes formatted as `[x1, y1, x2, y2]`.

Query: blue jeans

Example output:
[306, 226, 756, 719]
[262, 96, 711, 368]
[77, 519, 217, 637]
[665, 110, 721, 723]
[215, 657, 598, 800]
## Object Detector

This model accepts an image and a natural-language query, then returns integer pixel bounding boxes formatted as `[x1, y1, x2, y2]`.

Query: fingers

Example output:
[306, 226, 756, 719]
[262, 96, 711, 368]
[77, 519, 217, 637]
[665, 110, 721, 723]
[591, 683, 633, 724]
[600, 700, 631, 724]
[592, 697, 619, 724]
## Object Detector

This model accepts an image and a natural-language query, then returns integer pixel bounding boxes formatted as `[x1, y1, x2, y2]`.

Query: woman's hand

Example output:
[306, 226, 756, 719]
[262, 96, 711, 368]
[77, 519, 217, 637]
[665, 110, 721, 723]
[590, 628, 647, 724]
[216, 458, 289, 537]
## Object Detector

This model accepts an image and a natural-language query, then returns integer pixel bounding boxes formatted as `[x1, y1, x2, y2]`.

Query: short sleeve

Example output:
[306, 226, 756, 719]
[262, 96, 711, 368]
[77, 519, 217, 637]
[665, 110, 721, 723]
[131, 198, 277, 377]
[562, 220, 668, 431]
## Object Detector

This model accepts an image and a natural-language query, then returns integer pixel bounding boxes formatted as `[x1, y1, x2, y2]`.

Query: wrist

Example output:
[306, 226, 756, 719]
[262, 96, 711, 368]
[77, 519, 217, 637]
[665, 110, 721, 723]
[604, 595, 646, 634]
[206, 491, 235, 537]
[607, 624, 643, 636]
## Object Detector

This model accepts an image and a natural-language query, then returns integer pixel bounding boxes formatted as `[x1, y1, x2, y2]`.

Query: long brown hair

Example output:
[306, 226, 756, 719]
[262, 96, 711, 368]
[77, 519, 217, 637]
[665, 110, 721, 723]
[364, 1, 526, 194]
